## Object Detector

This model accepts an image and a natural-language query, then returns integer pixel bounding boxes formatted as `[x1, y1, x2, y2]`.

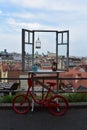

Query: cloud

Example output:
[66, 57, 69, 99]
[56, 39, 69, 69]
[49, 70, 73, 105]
[12, 12, 35, 19]
[0, 33, 21, 52]
[6, 18, 55, 31]
[0, 10, 2, 15]
[0, 0, 6, 2]
[5, 15, 87, 56]
[9, 0, 87, 13]
[6, 18, 38, 30]
[10, 0, 48, 9]
[0, 0, 87, 56]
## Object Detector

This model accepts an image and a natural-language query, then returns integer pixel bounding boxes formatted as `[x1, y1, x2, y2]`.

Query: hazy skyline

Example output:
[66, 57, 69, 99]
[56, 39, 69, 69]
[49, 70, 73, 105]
[0, 0, 87, 57]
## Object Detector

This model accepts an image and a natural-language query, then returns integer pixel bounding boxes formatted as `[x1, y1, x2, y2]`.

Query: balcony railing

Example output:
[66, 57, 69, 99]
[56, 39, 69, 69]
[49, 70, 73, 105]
[0, 77, 87, 104]
[0, 77, 87, 94]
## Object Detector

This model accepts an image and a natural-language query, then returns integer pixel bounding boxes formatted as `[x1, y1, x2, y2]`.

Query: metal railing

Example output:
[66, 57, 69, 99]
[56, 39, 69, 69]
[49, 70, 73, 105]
[0, 77, 87, 95]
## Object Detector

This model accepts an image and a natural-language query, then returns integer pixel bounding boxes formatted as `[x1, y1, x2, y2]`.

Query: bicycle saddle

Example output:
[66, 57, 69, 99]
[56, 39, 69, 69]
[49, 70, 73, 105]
[46, 81, 56, 86]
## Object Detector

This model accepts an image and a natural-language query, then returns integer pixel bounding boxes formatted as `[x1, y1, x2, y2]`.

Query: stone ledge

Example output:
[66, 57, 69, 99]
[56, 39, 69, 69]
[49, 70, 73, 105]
[0, 102, 87, 108]
[69, 102, 87, 107]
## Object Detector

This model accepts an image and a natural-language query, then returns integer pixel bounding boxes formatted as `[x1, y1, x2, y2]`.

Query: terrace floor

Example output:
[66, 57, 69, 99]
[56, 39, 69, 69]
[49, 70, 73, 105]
[0, 107, 87, 130]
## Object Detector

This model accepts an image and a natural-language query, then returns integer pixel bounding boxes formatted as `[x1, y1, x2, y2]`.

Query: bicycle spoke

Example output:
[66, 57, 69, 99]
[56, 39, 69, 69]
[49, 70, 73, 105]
[12, 94, 30, 114]
[48, 95, 68, 116]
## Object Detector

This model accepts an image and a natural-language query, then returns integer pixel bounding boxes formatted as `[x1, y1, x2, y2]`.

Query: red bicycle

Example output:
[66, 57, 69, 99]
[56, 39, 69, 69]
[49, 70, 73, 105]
[12, 79, 69, 116]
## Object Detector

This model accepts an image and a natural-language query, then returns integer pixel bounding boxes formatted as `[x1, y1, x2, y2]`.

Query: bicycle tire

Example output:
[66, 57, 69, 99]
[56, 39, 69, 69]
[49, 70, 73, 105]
[12, 94, 30, 114]
[48, 95, 68, 116]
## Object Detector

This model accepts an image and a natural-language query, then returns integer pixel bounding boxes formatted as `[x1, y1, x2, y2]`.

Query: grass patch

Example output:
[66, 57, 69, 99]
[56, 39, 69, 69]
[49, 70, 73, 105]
[0, 95, 15, 103]
[0, 92, 87, 103]
[62, 92, 87, 102]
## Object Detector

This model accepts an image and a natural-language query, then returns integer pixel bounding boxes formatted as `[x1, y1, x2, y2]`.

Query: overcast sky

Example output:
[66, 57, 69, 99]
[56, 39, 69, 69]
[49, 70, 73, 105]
[0, 0, 87, 57]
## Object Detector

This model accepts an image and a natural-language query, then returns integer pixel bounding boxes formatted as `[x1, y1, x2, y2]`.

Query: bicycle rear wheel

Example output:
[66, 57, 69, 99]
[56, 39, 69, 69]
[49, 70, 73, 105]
[12, 94, 30, 114]
[48, 95, 68, 116]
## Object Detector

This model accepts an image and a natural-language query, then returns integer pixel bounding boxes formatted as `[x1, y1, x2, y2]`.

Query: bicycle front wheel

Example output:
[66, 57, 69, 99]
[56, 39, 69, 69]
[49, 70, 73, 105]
[12, 94, 30, 114]
[48, 95, 68, 116]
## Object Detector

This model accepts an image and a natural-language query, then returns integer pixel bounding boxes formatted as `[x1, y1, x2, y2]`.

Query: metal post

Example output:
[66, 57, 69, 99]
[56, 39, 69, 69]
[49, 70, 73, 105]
[32, 31, 34, 66]
[67, 31, 69, 70]
[22, 29, 25, 71]
[56, 31, 58, 70]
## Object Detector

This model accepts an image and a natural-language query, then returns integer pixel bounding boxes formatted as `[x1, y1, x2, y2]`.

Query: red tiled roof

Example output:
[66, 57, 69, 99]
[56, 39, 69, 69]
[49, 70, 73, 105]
[59, 69, 87, 90]
[2, 65, 8, 72]
[73, 80, 87, 90]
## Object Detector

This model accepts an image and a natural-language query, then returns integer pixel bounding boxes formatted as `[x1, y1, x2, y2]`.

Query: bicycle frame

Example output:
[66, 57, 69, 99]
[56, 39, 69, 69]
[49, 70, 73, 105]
[12, 79, 69, 116]
[25, 83, 52, 107]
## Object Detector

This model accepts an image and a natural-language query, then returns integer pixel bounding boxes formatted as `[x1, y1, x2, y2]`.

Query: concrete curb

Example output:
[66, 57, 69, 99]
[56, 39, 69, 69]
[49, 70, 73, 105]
[69, 102, 87, 108]
[0, 102, 87, 108]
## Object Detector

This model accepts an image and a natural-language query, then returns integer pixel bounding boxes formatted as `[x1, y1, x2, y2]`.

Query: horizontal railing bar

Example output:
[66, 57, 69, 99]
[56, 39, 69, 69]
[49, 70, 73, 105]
[0, 77, 87, 94]
[0, 77, 87, 80]
[0, 89, 86, 93]
[0, 78, 31, 80]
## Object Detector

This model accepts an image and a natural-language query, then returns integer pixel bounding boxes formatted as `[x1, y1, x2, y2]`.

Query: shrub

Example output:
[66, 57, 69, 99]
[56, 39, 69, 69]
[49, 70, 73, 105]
[0, 95, 14, 103]
[62, 92, 87, 102]
[0, 92, 87, 103]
